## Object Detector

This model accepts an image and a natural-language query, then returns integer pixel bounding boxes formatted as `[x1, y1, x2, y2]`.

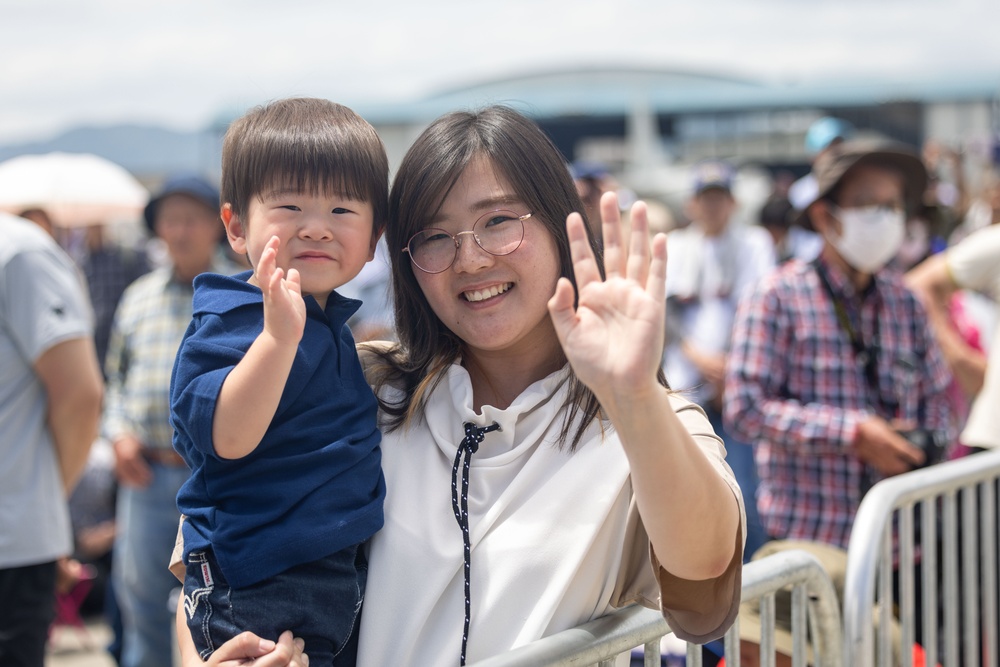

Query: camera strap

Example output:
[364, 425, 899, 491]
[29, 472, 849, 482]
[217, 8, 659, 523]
[811, 259, 898, 418]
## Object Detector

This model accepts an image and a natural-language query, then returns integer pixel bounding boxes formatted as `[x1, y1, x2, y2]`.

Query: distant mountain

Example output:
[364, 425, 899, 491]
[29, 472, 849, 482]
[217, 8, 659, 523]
[0, 124, 223, 183]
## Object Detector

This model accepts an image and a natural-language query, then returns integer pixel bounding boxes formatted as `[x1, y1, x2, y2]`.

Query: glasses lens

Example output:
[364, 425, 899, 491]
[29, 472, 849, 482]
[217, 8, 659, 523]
[406, 211, 527, 273]
[473, 210, 524, 256]
[408, 229, 455, 273]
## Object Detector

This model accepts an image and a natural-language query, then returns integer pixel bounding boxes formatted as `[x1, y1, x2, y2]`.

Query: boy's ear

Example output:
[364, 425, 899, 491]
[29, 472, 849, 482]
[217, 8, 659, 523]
[367, 226, 384, 262]
[221, 204, 248, 255]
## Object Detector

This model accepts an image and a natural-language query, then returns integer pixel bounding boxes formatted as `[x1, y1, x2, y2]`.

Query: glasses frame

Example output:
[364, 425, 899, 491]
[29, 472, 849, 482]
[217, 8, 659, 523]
[402, 210, 534, 274]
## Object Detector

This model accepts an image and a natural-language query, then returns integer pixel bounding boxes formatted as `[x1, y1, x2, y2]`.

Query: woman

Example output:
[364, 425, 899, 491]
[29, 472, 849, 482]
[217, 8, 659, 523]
[180, 105, 744, 667]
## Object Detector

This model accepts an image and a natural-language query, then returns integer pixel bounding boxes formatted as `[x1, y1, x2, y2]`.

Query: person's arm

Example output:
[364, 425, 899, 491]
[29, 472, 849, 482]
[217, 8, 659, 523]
[679, 341, 726, 388]
[211, 237, 304, 460]
[906, 253, 987, 398]
[548, 192, 740, 582]
[35, 336, 104, 494]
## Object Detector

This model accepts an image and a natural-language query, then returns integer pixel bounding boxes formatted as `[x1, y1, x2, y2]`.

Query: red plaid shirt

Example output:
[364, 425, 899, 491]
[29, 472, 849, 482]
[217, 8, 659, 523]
[724, 256, 954, 548]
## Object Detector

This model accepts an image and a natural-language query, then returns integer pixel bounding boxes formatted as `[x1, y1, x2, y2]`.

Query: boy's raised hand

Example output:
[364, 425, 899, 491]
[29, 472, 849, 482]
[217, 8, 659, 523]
[257, 236, 306, 345]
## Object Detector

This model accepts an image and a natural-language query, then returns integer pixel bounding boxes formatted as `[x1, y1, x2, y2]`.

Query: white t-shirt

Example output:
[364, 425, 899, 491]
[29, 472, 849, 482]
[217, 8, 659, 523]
[357, 363, 744, 667]
[947, 224, 1000, 449]
[0, 213, 93, 568]
[663, 223, 775, 403]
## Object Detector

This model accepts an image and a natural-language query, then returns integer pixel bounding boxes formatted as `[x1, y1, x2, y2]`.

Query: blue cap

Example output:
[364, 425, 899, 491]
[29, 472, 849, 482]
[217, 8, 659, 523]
[805, 117, 855, 156]
[692, 160, 735, 195]
[143, 173, 220, 234]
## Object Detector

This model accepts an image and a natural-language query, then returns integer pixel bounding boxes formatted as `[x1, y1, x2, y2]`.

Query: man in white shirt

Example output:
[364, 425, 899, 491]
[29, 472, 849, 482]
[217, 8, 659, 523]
[0, 212, 103, 666]
[663, 161, 775, 560]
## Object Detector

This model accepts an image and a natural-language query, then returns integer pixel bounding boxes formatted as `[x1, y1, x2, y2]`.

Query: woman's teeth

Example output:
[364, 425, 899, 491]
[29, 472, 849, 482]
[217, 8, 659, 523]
[464, 283, 512, 302]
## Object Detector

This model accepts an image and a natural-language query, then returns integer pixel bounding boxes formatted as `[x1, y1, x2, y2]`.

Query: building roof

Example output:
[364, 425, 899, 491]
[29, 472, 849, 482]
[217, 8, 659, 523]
[350, 64, 999, 123]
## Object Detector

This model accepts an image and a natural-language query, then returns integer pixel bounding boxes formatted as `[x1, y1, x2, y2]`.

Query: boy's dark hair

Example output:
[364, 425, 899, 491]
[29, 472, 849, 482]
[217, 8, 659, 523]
[220, 97, 389, 233]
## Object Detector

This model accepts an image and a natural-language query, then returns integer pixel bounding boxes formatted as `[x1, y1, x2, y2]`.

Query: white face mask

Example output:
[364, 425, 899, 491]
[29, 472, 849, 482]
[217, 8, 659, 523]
[827, 206, 906, 273]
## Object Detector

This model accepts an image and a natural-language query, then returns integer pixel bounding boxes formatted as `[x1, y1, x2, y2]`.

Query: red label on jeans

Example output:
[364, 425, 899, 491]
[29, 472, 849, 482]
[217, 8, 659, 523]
[201, 561, 213, 587]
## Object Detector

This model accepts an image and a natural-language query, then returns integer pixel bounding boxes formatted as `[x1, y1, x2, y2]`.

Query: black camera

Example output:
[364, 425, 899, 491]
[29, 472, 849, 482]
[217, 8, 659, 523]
[897, 428, 947, 469]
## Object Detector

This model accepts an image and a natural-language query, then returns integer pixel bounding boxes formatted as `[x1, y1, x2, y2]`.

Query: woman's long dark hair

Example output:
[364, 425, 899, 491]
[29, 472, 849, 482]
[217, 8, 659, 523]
[366, 105, 662, 449]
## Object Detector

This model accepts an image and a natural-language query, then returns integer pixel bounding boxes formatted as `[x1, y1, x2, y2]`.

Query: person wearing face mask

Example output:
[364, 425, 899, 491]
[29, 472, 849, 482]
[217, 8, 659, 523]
[723, 138, 955, 552]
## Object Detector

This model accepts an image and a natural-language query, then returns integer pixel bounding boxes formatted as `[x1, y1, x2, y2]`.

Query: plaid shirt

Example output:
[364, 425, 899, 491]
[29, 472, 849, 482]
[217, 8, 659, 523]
[724, 256, 954, 548]
[102, 258, 239, 452]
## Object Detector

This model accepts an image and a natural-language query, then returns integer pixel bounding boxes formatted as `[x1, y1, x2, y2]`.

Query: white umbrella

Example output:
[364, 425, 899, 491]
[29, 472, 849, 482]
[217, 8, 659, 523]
[0, 152, 149, 227]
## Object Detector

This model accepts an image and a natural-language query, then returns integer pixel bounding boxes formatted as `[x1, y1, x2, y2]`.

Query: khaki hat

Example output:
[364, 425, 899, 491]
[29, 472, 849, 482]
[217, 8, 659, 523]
[795, 138, 927, 230]
[737, 540, 901, 666]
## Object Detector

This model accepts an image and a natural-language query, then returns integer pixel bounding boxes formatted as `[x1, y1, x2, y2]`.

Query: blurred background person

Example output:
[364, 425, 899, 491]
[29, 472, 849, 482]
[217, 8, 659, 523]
[17, 206, 57, 238]
[662, 160, 775, 561]
[788, 116, 856, 212]
[75, 222, 151, 372]
[64, 436, 118, 620]
[950, 168, 1000, 243]
[906, 223, 999, 456]
[757, 193, 822, 264]
[571, 159, 617, 243]
[906, 221, 999, 661]
[0, 211, 103, 666]
[726, 139, 954, 553]
[339, 238, 396, 342]
[921, 139, 968, 239]
[103, 174, 241, 667]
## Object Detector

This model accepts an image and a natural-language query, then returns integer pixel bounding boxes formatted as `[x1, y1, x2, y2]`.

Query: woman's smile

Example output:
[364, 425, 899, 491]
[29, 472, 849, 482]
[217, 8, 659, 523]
[462, 282, 513, 303]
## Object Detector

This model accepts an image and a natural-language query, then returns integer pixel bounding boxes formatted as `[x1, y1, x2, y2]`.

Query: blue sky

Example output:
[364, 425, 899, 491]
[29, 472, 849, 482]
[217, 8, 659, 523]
[3, 0, 998, 144]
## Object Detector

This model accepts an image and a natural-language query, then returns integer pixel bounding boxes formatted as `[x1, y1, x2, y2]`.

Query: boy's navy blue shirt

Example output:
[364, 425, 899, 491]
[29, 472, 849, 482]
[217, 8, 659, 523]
[171, 270, 385, 589]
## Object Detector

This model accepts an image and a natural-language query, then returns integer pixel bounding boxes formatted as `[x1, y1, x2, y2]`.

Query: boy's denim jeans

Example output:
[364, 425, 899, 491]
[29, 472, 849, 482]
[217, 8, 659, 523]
[184, 544, 366, 667]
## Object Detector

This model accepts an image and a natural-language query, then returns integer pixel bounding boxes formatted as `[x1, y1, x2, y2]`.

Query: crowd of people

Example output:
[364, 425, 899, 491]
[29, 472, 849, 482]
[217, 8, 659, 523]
[0, 105, 997, 667]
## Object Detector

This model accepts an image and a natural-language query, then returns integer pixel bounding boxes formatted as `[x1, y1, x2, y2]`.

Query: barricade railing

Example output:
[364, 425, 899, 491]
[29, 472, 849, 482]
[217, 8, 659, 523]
[469, 548, 842, 667]
[844, 449, 1000, 667]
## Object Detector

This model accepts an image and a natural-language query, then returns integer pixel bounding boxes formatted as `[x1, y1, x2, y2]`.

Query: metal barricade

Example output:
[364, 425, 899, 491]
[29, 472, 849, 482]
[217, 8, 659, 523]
[469, 548, 842, 667]
[844, 449, 1000, 667]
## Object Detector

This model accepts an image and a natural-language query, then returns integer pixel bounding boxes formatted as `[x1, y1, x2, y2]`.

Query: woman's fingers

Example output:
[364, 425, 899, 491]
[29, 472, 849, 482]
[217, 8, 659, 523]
[599, 191, 625, 278]
[625, 200, 650, 285]
[206, 631, 276, 665]
[647, 233, 668, 304]
[572, 195, 663, 301]
[547, 276, 578, 345]
[566, 212, 601, 288]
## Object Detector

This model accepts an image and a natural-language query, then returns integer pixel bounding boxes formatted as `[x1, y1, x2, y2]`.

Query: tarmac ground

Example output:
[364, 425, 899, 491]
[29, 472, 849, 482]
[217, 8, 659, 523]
[46, 618, 116, 667]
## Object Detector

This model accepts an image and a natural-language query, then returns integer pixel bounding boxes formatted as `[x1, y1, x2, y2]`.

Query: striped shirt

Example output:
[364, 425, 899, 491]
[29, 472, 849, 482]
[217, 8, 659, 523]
[102, 257, 240, 452]
[724, 256, 954, 548]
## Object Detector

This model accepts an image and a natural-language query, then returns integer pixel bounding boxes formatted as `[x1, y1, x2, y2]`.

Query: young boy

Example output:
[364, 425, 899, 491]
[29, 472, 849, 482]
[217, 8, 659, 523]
[169, 97, 388, 666]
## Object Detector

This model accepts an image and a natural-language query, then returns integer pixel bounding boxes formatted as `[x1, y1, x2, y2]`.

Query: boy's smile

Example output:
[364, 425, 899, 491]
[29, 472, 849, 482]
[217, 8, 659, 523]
[223, 190, 378, 309]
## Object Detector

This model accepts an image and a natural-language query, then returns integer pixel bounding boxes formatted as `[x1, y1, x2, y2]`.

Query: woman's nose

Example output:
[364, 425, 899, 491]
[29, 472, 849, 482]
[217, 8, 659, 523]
[452, 232, 493, 272]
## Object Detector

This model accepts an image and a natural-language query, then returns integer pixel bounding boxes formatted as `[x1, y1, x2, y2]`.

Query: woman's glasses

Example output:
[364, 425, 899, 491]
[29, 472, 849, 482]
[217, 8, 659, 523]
[403, 210, 533, 274]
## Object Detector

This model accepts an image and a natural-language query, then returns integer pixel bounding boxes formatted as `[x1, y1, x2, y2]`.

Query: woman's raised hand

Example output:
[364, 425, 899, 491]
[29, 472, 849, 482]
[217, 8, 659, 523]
[548, 191, 667, 408]
[258, 235, 305, 345]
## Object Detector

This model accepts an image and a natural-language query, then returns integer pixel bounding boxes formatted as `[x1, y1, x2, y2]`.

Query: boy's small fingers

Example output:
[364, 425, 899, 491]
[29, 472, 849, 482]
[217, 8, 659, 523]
[285, 268, 301, 293]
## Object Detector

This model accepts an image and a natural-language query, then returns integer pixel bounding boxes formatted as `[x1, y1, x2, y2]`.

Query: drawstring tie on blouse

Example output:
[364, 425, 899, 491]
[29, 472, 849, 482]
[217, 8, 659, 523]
[451, 421, 501, 666]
